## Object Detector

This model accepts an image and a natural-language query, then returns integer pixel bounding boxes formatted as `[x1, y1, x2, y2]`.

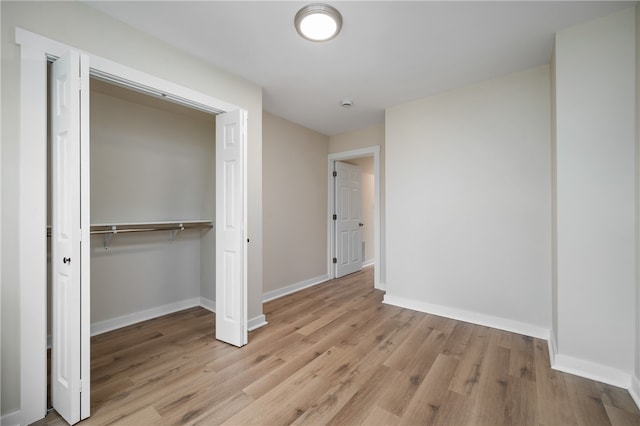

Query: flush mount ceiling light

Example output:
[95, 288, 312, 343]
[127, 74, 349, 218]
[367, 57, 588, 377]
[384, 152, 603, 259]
[295, 3, 343, 42]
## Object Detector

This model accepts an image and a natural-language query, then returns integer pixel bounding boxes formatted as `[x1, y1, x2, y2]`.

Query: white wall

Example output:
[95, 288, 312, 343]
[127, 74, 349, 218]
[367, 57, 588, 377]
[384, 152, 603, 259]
[554, 7, 636, 382]
[385, 66, 552, 336]
[262, 112, 329, 296]
[89, 82, 214, 324]
[1, 1, 262, 416]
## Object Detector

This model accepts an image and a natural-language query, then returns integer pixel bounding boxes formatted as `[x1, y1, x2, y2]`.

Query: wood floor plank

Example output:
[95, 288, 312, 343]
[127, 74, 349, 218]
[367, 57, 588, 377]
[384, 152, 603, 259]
[604, 403, 640, 426]
[326, 364, 397, 425]
[360, 405, 401, 425]
[38, 266, 639, 426]
[534, 338, 580, 426]
[399, 354, 459, 425]
[467, 341, 511, 425]
[508, 333, 536, 381]
[504, 375, 539, 425]
[448, 325, 491, 396]
[564, 373, 612, 426]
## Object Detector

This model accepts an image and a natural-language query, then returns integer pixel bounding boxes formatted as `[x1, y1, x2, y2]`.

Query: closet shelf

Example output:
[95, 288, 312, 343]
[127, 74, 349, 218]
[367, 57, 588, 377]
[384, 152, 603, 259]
[47, 220, 213, 249]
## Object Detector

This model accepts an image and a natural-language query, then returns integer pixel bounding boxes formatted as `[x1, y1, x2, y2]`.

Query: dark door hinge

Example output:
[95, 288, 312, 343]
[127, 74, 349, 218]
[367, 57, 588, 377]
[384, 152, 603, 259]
[333, 171, 337, 177]
[333, 257, 337, 264]
[332, 214, 337, 220]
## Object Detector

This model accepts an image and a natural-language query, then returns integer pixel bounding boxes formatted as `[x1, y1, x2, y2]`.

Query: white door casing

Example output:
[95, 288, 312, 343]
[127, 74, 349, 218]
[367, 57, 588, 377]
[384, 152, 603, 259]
[50, 49, 91, 425]
[335, 161, 363, 278]
[216, 109, 248, 347]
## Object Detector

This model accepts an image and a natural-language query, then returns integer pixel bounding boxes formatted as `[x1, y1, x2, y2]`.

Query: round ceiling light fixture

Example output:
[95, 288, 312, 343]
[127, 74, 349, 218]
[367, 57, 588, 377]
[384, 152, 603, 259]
[295, 3, 343, 42]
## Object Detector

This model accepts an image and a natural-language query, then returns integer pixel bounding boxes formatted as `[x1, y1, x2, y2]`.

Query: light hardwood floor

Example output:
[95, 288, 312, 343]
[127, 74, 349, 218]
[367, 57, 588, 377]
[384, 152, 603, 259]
[37, 266, 639, 425]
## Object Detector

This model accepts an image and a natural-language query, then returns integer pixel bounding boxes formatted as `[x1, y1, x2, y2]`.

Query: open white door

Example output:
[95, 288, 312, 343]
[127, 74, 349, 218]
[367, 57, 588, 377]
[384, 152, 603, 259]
[334, 161, 363, 278]
[51, 50, 91, 424]
[216, 109, 248, 347]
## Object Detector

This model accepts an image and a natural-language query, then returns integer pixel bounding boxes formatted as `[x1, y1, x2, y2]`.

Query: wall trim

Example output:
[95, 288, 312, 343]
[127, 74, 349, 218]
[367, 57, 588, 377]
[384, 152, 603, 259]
[548, 328, 558, 368]
[262, 274, 329, 303]
[383, 294, 550, 340]
[199, 297, 216, 313]
[630, 374, 640, 409]
[363, 258, 375, 268]
[248, 315, 268, 331]
[1, 410, 21, 426]
[552, 353, 631, 390]
[90, 298, 201, 336]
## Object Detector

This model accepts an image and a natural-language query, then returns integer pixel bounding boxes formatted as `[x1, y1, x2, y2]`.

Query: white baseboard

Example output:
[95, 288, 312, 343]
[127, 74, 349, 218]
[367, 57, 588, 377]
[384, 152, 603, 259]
[382, 294, 550, 340]
[547, 327, 634, 394]
[199, 296, 216, 313]
[552, 353, 631, 390]
[248, 314, 268, 331]
[548, 328, 558, 366]
[0, 410, 21, 426]
[90, 297, 201, 336]
[363, 258, 375, 268]
[262, 274, 329, 303]
[630, 374, 640, 410]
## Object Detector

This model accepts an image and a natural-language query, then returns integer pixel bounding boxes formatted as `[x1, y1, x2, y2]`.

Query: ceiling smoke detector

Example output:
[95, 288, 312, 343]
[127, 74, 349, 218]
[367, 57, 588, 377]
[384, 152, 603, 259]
[340, 99, 354, 108]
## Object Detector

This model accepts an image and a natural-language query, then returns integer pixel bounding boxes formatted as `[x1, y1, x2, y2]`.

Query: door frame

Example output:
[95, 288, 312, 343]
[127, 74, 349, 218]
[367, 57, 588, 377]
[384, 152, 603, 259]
[328, 147, 382, 290]
[15, 27, 245, 425]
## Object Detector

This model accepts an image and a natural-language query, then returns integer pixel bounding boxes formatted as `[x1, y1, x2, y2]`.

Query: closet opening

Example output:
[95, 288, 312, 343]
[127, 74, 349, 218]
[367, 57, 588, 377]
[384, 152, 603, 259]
[44, 52, 247, 423]
[46, 70, 218, 410]
[18, 29, 249, 424]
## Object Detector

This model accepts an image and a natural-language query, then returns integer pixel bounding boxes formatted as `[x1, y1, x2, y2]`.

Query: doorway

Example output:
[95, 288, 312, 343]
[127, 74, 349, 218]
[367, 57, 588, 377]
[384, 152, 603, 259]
[328, 147, 382, 290]
[18, 29, 249, 425]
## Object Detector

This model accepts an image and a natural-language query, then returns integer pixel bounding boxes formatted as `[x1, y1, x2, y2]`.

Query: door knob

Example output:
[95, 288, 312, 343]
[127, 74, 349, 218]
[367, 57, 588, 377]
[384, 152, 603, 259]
[63, 257, 71, 264]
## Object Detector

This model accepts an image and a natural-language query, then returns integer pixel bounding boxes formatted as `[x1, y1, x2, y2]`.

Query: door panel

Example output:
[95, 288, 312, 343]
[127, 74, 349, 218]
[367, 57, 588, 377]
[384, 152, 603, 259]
[216, 109, 248, 347]
[335, 161, 363, 277]
[51, 50, 88, 425]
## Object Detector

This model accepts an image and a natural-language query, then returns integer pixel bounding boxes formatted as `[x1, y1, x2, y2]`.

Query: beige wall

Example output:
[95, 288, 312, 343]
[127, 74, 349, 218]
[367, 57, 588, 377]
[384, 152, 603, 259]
[1, 1, 262, 415]
[262, 112, 329, 294]
[330, 124, 386, 285]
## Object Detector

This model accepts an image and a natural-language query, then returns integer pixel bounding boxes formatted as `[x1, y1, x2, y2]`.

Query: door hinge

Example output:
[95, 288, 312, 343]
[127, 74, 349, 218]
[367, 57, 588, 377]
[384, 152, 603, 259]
[333, 257, 337, 264]
[333, 171, 337, 177]
[332, 214, 337, 220]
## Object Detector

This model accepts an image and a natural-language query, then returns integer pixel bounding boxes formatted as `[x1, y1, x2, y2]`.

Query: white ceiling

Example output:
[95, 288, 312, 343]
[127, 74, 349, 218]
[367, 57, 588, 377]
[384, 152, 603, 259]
[85, 1, 634, 136]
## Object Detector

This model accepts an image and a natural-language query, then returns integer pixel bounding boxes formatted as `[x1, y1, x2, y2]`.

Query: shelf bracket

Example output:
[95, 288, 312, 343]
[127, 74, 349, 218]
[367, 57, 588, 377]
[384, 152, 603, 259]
[103, 225, 116, 249]
[169, 223, 184, 242]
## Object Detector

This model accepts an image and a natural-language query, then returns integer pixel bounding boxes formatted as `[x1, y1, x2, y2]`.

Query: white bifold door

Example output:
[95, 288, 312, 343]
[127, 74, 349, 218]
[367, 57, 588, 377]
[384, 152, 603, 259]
[50, 50, 248, 426]
[216, 109, 248, 347]
[334, 161, 363, 278]
[50, 50, 91, 425]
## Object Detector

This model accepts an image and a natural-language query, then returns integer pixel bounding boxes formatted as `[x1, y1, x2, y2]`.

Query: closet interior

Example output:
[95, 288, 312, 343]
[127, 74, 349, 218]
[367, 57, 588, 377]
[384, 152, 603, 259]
[47, 72, 218, 405]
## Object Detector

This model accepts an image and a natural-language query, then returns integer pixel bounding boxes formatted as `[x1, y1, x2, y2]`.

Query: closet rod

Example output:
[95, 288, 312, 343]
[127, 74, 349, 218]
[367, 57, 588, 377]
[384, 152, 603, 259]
[90, 221, 213, 249]
[90, 222, 213, 235]
[46, 221, 213, 238]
